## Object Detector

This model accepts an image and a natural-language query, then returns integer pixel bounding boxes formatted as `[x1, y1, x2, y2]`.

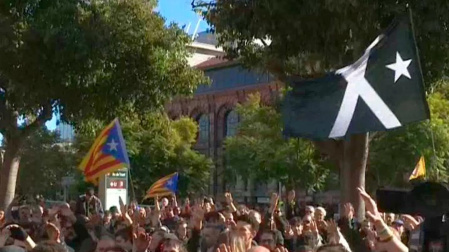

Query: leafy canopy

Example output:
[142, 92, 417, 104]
[369, 80, 449, 188]
[0, 0, 206, 136]
[224, 94, 332, 191]
[194, 0, 448, 82]
[17, 127, 77, 198]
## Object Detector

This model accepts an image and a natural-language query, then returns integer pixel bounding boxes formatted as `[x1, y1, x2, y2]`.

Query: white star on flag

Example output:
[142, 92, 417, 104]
[330, 36, 402, 138]
[386, 52, 412, 82]
[167, 180, 173, 186]
[107, 139, 118, 151]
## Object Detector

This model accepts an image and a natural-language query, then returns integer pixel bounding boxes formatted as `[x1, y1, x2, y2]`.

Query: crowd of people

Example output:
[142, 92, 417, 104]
[0, 187, 424, 252]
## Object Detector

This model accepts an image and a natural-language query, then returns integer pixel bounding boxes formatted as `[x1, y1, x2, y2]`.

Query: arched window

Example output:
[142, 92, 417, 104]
[225, 110, 239, 137]
[198, 114, 210, 143]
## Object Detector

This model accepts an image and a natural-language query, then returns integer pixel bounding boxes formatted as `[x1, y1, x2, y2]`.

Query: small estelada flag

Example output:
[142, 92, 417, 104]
[409, 156, 426, 181]
[144, 173, 179, 199]
[79, 118, 130, 185]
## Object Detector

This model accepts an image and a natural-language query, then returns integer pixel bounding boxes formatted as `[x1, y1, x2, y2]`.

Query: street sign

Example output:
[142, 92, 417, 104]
[104, 168, 128, 210]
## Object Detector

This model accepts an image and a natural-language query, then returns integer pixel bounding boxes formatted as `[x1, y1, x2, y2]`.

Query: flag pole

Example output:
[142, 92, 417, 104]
[128, 168, 137, 202]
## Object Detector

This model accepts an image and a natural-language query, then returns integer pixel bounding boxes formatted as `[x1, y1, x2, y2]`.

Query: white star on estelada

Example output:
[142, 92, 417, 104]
[386, 52, 412, 83]
[107, 139, 118, 151]
[167, 180, 173, 186]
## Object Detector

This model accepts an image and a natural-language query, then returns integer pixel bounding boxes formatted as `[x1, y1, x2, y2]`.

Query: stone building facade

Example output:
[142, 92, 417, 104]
[166, 32, 281, 202]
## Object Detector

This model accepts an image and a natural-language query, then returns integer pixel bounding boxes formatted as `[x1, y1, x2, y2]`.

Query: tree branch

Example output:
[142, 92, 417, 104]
[20, 102, 53, 137]
[313, 139, 343, 163]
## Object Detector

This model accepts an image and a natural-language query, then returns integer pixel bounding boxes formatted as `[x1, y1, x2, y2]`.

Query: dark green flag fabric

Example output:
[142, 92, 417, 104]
[282, 14, 430, 140]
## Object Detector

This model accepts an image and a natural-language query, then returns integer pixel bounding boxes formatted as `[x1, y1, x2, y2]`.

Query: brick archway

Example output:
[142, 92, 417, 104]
[216, 102, 236, 144]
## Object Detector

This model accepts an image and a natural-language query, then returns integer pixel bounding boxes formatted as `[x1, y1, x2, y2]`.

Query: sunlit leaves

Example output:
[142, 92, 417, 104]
[369, 81, 449, 189]
[194, 0, 449, 83]
[224, 93, 332, 192]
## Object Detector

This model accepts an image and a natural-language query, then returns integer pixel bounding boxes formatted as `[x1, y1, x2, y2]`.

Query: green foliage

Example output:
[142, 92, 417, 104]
[75, 113, 213, 201]
[194, 0, 448, 83]
[16, 128, 77, 198]
[0, 0, 207, 206]
[369, 80, 449, 189]
[224, 94, 333, 192]
[0, 0, 206, 133]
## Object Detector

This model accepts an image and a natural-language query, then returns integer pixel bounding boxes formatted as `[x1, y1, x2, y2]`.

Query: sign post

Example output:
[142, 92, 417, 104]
[101, 168, 128, 210]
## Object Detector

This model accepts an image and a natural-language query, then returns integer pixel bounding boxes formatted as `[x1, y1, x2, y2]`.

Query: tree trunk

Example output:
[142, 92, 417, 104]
[0, 136, 21, 210]
[340, 133, 369, 221]
[314, 133, 369, 221]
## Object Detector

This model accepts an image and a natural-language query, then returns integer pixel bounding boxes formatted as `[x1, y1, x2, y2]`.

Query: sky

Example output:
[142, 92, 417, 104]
[43, 0, 210, 131]
[158, 0, 210, 34]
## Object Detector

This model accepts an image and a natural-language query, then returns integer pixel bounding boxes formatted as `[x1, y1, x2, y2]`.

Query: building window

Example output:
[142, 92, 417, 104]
[198, 114, 210, 143]
[225, 110, 239, 137]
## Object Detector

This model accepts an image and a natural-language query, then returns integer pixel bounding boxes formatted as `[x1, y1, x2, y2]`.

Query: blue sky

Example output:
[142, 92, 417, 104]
[158, 0, 210, 34]
[43, 0, 210, 131]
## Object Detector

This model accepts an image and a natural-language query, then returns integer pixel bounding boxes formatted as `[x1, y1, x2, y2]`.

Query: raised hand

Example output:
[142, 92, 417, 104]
[357, 187, 381, 222]
[284, 225, 295, 239]
[270, 193, 279, 215]
[343, 203, 352, 218]
[310, 220, 319, 235]
[133, 228, 152, 252]
[216, 243, 231, 252]
[225, 193, 233, 204]
[192, 204, 205, 221]
[326, 220, 339, 244]
[119, 197, 126, 215]
[274, 246, 289, 252]
[401, 214, 419, 231]
[326, 220, 338, 234]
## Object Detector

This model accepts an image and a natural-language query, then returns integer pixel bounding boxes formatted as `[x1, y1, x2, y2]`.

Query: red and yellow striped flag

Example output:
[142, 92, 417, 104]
[79, 118, 130, 184]
[144, 173, 179, 199]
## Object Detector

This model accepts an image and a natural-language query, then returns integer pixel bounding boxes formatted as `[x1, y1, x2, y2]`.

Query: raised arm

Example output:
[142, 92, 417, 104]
[225, 192, 237, 213]
[358, 187, 409, 252]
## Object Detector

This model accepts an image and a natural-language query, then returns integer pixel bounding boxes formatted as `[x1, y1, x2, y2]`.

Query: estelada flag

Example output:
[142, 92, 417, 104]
[144, 173, 179, 199]
[409, 156, 426, 181]
[79, 118, 130, 184]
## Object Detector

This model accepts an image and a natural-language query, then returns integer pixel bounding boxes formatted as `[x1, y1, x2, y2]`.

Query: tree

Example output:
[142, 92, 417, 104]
[224, 94, 333, 192]
[368, 80, 449, 189]
[0, 0, 206, 208]
[75, 113, 213, 201]
[193, 0, 449, 219]
[13, 127, 77, 199]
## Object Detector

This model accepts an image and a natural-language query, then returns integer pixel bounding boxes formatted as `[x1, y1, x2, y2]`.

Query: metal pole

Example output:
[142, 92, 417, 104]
[128, 168, 136, 201]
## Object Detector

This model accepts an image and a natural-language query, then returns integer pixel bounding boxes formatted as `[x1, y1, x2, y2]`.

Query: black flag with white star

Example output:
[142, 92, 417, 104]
[282, 13, 430, 140]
